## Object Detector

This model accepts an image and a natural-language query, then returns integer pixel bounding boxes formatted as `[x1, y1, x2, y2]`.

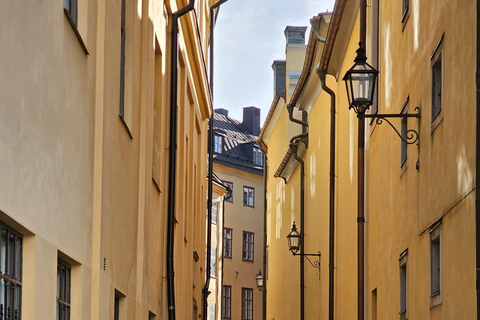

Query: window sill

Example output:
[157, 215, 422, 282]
[64, 8, 89, 55]
[431, 109, 444, 133]
[119, 115, 134, 139]
[430, 291, 442, 308]
[401, 8, 410, 32]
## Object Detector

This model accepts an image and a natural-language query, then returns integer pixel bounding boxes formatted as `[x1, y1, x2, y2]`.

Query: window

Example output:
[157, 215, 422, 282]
[222, 285, 231, 318]
[57, 260, 71, 320]
[243, 187, 254, 207]
[114, 290, 125, 320]
[241, 288, 253, 320]
[0, 224, 23, 319]
[64, 0, 78, 26]
[242, 232, 254, 262]
[119, 0, 126, 119]
[224, 181, 233, 202]
[400, 98, 409, 168]
[253, 147, 263, 166]
[114, 295, 120, 320]
[212, 201, 218, 224]
[224, 228, 232, 258]
[214, 134, 223, 153]
[211, 247, 217, 277]
[401, 0, 409, 24]
[431, 35, 444, 130]
[399, 250, 408, 319]
[430, 222, 442, 307]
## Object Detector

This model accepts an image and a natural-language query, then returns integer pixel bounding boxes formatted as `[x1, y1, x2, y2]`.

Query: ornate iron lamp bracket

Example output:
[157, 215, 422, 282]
[293, 251, 321, 270]
[361, 107, 421, 145]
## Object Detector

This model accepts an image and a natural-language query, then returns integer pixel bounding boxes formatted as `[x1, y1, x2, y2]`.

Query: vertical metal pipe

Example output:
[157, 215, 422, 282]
[357, 113, 366, 320]
[317, 70, 336, 320]
[205, 2, 229, 319]
[293, 150, 305, 320]
[359, 1, 367, 319]
[263, 152, 268, 320]
[167, 2, 195, 320]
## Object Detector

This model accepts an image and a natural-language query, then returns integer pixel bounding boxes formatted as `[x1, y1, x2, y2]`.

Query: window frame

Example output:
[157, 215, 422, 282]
[399, 249, 408, 319]
[242, 231, 254, 262]
[400, 97, 409, 170]
[429, 222, 442, 308]
[214, 134, 224, 154]
[212, 201, 218, 224]
[222, 285, 232, 318]
[430, 35, 444, 132]
[64, 0, 78, 26]
[57, 259, 72, 320]
[224, 228, 233, 259]
[243, 186, 255, 208]
[253, 147, 263, 166]
[241, 288, 253, 320]
[401, 0, 410, 27]
[0, 223, 23, 320]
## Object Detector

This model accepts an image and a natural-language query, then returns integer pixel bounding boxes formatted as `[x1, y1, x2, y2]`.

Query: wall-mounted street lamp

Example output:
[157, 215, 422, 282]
[343, 42, 421, 320]
[255, 270, 264, 291]
[287, 222, 321, 269]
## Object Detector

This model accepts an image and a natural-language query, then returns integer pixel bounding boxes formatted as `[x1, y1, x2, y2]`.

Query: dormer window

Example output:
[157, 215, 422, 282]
[214, 134, 223, 153]
[253, 146, 263, 166]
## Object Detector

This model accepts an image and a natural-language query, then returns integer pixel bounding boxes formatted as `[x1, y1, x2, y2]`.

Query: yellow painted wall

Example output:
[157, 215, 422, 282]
[365, 0, 476, 319]
[0, 0, 214, 319]
[214, 163, 265, 320]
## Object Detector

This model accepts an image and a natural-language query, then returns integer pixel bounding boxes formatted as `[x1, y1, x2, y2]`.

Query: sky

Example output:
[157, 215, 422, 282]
[213, 0, 336, 126]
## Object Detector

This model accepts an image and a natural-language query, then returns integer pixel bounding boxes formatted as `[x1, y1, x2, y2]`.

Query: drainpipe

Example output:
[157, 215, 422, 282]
[476, 0, 480, 316]
[290, 136, 307, 320]
[204, 1, 229, 318]
[288, 103, 308, 320]
[262, 152, 267, 320]
[316, 69, 336, 320]
[167, 1, 195, 319]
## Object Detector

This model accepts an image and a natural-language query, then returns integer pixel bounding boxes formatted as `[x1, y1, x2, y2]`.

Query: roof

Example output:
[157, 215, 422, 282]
[212, 112, 263, 175]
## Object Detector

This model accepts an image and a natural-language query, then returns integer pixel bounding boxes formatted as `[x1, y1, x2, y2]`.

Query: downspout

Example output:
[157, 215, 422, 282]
[263, 152, 268, 320]
[167, 1, 195, 320]
[290, 137, 307, 320]
[288, 104, 308, 320]
[205, 1, 229, 318]
[476, 0, 480, 316]
[316, 69, 336, 320]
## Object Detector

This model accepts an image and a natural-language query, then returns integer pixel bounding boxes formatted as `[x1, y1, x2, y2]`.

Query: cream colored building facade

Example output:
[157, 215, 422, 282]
[212, 108, 265, 320]
[0, 0, 224, 319]
[261, 0, 477, 319]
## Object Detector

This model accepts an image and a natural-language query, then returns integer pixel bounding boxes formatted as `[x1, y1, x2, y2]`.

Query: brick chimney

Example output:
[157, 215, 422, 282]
[242, 106, 261, 136]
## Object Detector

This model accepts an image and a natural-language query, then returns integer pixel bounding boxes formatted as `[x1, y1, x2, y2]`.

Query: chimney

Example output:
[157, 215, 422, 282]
[214, 108, 229, 117]
[242, 106, 261, 136]
[272, 60, 286, 97]
[284, 26, 307, 45]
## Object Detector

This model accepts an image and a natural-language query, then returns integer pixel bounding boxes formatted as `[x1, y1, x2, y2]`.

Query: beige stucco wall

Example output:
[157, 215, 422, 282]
[0, 0, 214, 319]
[214, 163, 264, 320]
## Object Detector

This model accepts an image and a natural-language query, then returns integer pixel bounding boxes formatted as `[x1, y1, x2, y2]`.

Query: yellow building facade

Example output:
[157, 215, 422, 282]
[261, 0, 477, 319]
[212, 108, 265, 320]
[0, 0, 223, 319]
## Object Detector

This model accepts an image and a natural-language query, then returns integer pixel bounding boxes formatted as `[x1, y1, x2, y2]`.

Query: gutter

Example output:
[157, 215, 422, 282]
[167, 1, 195, 319]
[205, 1, 229, 319]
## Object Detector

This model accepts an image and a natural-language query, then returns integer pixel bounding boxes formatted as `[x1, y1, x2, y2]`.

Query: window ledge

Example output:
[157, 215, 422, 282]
[431, 109, 444, 133]
[64, 8, 89, 56]
[119, 115, 134, 139]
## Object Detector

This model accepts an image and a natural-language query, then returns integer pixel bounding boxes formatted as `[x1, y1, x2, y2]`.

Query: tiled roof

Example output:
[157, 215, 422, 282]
[212, 112, 263, 174]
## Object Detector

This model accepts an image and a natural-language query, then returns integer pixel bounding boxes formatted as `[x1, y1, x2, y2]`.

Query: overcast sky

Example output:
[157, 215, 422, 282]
[213, 0, 336, 126]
